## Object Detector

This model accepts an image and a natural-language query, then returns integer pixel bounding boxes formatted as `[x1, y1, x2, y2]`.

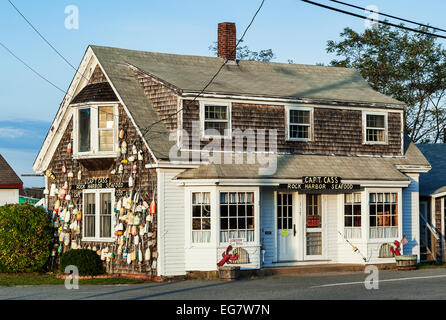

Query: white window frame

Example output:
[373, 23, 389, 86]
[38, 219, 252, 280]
[190, 191, 212, 245]
[218, 189, 259, 246]
[363, 111, 388, 145]
[285, 106, 313, 142]
[82, 188, 115, 242]
[366, 188, 402, 241]
[342, 192, 362, 239]
[72, 103, 119, 158]
[199, 100, 232, 139]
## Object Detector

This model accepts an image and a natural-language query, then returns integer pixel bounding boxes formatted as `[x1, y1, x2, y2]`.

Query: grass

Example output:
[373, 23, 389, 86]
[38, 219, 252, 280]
[0, 273, 152, 287]
[417, 262, 446, 269]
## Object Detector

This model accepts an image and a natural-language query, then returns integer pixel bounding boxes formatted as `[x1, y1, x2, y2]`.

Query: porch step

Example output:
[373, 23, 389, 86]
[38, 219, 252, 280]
[261, 263, 396, 276]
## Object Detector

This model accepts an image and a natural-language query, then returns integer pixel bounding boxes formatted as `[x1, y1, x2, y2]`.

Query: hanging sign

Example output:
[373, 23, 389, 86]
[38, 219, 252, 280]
[279, 176, 361, 194]
[72, 178, 129, 190]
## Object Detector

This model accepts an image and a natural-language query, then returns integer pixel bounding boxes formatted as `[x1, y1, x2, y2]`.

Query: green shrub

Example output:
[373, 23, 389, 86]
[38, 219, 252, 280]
[0, 203, 52, 273]
[59, 249, 105, 276]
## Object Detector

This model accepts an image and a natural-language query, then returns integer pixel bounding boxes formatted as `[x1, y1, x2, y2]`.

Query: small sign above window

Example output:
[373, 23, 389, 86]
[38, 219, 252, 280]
[279, 176, 361, 194]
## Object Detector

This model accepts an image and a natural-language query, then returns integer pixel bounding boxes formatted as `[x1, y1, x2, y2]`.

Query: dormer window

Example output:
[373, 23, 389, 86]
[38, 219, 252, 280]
[73, 104, 118, 157]
[286, 106, 313, 141]
[363, 112, 387, 144]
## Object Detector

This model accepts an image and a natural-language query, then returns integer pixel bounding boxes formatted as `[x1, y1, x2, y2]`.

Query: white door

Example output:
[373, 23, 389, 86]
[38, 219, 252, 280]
[277, 193, 301, 261]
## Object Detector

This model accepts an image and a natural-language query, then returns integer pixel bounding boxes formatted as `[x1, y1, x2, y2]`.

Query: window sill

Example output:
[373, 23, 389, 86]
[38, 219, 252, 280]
[286, 138, 312, 142]
[82, 238, 115, 243]
[363, 141, 388, 145]
[201, 134, 232, 140]
[73, 151, 119, 159]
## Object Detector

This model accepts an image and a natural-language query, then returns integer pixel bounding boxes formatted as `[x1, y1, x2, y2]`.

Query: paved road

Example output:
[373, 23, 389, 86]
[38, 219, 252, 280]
[1, 268, 445, 300]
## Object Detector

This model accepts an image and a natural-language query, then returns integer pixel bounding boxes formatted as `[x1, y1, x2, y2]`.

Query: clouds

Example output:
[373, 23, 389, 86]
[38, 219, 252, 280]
[0, 127, 26, 139]
[0, 120, 50, 188]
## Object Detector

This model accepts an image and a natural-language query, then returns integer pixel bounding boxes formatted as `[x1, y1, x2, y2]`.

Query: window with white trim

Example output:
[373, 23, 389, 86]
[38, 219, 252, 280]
[191, 192, 211, 243]
[364, 113, 387, 143]
[287, 107, 312, 140]
[344, 192, 362, 239]
[83, 189, 114, 240]
[220, 192, 254, 243]
[369, 192, 398, 238]
[74, 105, 118, 155]
[200, 102, 231, 137]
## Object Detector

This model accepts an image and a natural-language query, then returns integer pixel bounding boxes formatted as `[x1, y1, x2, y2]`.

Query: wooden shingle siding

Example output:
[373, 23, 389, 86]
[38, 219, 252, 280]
[131, 70, 178, 132]
[88, 64, 107, 84]
[182, 101, 402, 156]
[47, 104, 159, 276]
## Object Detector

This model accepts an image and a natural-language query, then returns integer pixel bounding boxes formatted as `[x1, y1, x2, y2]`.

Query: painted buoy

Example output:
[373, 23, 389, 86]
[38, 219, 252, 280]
[67, 143, 72, 153]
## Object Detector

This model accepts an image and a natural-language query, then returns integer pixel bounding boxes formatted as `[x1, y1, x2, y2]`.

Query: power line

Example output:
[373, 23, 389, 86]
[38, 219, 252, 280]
[7, 0, 89, 82]
[330, 0, 446, 34]
[301, 0, 446, 40]
[0, 41, 71, 96]
[140, 0, 266, 137]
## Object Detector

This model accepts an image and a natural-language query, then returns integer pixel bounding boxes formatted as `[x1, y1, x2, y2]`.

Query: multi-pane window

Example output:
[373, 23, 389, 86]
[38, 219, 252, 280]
[306, 194, 321, 228]
[75, 105, 116, 155]
[289, 109, 311, 140]
[192, 192, 211, 243]
[100, 193, 112, 238]
[83, 190, 113, 240]
[365, 114, 386, 143]
[220, 192, 254, 242]
[84, 193, 95, 237]
[277, 193, 292, 230]
[344, 193, 362, 239]
[78, 108, 91, 152]
[203, 104, 229, 136]
[98, 106, 115, 152]
[369, 192, 398, 238]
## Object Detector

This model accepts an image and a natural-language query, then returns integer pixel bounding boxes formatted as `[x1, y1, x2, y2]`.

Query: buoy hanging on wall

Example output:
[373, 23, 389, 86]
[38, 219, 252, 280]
[67, 142, 72, 153]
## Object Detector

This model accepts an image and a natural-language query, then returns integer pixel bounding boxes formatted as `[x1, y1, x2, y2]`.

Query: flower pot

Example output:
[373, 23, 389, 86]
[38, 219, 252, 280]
[395, 254, 417, 270]
[218, 266, 240, 281]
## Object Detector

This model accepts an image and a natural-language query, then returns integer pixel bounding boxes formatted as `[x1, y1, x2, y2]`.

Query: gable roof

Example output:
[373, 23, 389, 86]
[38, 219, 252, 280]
[0, 154, 23, 188]
[417, 144, 446, 196]
[90, 45, 405, 108]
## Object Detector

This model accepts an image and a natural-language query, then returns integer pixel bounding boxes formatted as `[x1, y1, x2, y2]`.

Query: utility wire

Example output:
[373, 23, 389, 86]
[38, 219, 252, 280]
[140, 0, 266, 137]
[7, 0, 89, 82]
[330, 0, 446, 33]
[0, 41, 71, 96]
[301, 0, 446, 40]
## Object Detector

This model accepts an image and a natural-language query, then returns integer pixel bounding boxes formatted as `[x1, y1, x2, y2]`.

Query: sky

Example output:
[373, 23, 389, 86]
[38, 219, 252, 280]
[1, 0, 445, 188]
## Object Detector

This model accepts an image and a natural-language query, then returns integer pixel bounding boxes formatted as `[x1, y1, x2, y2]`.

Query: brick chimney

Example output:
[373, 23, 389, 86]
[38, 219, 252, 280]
[218, 22, 236, 61]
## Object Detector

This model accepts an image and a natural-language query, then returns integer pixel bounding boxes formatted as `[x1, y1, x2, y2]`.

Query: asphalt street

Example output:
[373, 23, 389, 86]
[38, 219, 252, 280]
[0, 267, 445, 300]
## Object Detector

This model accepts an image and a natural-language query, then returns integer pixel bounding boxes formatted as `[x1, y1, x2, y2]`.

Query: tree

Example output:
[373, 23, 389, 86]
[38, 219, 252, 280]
[209, 39, 275, 62]
[326, 24, 446, 143]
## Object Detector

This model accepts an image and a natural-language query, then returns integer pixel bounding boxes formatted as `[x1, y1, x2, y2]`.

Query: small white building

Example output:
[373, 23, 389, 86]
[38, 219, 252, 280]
[0, 154, 23, 206]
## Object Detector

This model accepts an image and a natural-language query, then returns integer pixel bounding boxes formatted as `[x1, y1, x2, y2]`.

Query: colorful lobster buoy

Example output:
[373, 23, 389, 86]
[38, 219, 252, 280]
[67, 142, 72, 153]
